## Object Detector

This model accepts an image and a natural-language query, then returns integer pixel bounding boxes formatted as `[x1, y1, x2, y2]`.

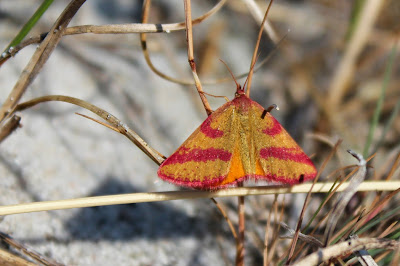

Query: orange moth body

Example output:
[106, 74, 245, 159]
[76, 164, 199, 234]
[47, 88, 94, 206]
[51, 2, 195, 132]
[157, 88, 317, 190]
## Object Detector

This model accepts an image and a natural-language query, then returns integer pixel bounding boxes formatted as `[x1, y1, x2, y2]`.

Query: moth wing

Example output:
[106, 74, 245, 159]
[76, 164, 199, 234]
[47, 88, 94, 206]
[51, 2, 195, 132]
[157, 101, 239, 189]
[249, 102, 317, 184]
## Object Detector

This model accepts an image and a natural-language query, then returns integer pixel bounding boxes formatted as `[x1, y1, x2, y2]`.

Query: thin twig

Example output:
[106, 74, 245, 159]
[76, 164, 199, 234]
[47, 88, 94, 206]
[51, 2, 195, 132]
[0, 231, 63, 266]
[211, 198, 238, 240]
[245, 0, 274, 96]
[236, 194, 245, 266]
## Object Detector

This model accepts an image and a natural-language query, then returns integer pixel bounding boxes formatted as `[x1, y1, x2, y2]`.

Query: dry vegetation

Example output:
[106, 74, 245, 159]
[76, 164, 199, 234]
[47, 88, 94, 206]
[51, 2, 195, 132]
[0, 0, 399, 265]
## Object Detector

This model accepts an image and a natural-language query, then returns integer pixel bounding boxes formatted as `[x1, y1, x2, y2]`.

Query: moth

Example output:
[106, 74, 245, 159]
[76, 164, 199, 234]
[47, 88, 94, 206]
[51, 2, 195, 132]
[158, 84, 317, 190]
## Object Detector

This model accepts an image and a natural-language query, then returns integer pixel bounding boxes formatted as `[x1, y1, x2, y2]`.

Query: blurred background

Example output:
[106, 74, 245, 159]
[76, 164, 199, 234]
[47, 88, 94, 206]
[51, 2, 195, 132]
[0, 0, 399, 265]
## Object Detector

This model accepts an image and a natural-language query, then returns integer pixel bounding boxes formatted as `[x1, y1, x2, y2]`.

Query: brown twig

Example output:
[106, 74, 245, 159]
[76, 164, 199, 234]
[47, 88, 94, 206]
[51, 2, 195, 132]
[183, 0, 213, 115]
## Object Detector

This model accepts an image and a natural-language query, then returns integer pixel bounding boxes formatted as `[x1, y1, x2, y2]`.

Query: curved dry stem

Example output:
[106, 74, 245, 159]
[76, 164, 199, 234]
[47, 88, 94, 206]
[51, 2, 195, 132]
[15, 95, 164, 165]
[0, 0, 226, 66]
[324, 150, 367, 246]
[140, 0, 227, 86]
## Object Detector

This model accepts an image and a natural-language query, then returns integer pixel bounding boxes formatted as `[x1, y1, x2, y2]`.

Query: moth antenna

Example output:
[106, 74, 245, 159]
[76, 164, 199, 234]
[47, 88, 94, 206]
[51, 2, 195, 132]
[219, 59, 241, 93]
[201, 91, 230, 103]
[245, 0, 275, 97]
[243, 53, 261, 92]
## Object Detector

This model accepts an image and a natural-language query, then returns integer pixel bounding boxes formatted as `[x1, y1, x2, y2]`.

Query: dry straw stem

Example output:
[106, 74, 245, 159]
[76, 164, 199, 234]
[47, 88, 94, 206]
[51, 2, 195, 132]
[328, 0, 385, 107]
[0, 181, 399, 216]
[296, 238, 399, 266]
[0, 0, 86, 122]
[0, 249, 36, 266]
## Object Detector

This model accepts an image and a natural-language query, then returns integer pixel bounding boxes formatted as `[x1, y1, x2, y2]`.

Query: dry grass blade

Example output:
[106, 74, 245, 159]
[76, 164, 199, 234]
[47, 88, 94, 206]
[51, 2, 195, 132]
[296, 238, 400, 266]
[235, 194, 245, 266]
[15, 95, 164, 165]
[324, 150, 367, 245]
[0, 231, 63, 266]
[328, 0, 385, 107]
[263, 195, 276, 266]
[286, 174, 316, 264]
[0, 115, 20, 143]
[279, 222, 323, 248]
[0, 0, 86, 123]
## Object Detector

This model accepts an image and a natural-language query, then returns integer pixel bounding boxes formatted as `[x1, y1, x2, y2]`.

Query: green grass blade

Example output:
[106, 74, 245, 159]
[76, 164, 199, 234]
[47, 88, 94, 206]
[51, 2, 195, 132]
[363, 42, 398, 157]
[346, 0, 365, 40]
[302, 180, 339, 233]
[372, 97, 400, 155]
[3, 0, 54, 53]
[355, 206, 400, 235]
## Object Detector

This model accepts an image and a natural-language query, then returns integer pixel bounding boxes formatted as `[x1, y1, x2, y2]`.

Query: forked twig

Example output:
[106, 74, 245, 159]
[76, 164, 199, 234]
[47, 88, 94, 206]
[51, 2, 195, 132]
[0, 0, 87, 123]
